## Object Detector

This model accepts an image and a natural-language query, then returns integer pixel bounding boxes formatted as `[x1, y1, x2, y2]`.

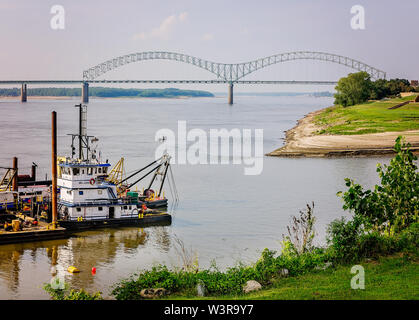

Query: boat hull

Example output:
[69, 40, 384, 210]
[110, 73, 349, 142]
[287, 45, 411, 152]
[58, 213, 172, 231]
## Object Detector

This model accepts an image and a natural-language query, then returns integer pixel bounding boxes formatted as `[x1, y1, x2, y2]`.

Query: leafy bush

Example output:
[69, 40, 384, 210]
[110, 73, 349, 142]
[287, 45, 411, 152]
[327, 219, 419, 263]
[44, 282, 102, 300]
[337, 136, 418, 234]
[326, 217, 363, 263]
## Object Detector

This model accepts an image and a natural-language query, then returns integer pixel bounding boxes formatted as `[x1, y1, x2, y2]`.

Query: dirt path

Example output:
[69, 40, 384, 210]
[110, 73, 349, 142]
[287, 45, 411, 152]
[267, 108, 419, 157]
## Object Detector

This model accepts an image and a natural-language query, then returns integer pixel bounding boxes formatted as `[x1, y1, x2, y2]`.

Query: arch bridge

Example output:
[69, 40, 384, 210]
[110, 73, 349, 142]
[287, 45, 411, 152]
[1, 51, 387, 104]
[82, 51, 386, 104]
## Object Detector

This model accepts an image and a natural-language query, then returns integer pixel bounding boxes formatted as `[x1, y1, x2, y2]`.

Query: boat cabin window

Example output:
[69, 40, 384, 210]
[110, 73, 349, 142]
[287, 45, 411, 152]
[79, 191, 84, 195]
[73, 168, 80, 175]
[76, 208, 81, 212]
[81, 169, 85, 174]
[98, 168, 102, 174]
[103, 167, 108, 174]
[123, 205, 127, 210]
[98, 207, 103, 211]
[87, 168, 93, 175]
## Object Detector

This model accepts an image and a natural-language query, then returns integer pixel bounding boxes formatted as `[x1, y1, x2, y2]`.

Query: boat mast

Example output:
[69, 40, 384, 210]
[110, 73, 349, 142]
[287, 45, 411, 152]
[70, 104, 93, 161]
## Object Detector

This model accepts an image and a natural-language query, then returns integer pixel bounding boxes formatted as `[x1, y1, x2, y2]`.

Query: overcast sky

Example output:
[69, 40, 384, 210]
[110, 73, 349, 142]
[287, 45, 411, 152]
[1, 0, 418, 92]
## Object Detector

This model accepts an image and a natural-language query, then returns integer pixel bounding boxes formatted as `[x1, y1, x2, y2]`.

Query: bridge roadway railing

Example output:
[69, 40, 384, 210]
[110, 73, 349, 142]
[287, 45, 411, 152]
[0, 79, 337, 104]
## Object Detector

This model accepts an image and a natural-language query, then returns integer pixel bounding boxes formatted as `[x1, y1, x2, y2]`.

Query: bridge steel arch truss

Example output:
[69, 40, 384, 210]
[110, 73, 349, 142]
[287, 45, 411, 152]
[83, 51, 387, 82]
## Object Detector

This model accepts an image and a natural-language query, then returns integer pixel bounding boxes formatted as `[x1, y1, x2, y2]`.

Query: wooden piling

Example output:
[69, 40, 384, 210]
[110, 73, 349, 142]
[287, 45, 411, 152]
[51, 111, 57, 229]
[12, 157, 18, 192]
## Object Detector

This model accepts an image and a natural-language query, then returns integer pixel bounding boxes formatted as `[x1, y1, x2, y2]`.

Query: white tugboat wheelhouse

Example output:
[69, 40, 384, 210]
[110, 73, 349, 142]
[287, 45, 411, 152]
[58, 160, 140, 221]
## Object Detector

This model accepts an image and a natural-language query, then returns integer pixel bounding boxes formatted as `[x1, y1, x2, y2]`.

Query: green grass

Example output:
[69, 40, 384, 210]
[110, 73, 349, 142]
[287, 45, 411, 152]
[314, 96, 419, 135]
[166, 255, 419, 300]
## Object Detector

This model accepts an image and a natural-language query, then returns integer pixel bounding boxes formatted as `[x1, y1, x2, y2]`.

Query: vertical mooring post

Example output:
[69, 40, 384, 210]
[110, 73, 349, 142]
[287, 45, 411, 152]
[31, 163, 36, 181]
[82, 82, 89, 103]
[12, 157, 18, 192]
[228, 82, 234, 105]
[21, 83, 27, 102]
[51, 111, 58, 229]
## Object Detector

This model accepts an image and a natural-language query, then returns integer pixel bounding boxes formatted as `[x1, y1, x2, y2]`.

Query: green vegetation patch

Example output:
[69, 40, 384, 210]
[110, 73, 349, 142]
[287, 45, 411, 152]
[182, 255, 418, 300]
[314, 98, 419, 135]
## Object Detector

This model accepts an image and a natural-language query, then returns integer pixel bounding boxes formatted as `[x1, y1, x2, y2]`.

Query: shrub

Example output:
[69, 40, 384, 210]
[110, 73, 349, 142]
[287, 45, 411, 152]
[282, 202, 316, 255]
[44, 282, 102, 300]
[326, 217, 363, 263]
[337, 136, 418, 234]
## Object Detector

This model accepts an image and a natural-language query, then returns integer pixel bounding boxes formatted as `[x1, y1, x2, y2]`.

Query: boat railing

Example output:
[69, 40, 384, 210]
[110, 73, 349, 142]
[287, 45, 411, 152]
[59, 197, 138, 207]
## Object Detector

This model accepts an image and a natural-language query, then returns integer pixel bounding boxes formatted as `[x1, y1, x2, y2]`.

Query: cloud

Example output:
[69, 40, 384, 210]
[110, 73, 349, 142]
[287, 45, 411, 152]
[133, 12, 188, 41]
[202, 33, 214, 41]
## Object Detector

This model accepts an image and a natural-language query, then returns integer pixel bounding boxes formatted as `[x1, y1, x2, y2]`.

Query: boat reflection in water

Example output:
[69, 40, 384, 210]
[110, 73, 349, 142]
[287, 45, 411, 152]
[0, 226, 171, 299]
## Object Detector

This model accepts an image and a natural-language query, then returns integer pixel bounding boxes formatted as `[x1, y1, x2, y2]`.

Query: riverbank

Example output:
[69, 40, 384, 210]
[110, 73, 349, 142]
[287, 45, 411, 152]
[268, 97, 419, 157]
[167, 255, 418, 300]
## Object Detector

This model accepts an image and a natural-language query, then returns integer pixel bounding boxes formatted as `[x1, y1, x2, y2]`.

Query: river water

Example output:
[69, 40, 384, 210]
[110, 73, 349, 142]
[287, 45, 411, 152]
[0, 95, 389, 299]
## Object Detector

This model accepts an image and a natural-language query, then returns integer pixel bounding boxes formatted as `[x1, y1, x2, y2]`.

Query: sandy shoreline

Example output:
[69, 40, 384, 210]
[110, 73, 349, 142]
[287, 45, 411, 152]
[267, 107, 419, 157]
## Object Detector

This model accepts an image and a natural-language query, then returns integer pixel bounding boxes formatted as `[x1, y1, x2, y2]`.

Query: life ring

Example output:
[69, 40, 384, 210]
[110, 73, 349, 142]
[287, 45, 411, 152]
[142, 203, 147, 211]
[132, 208, 139, 216]
[89, 178, 95, 185]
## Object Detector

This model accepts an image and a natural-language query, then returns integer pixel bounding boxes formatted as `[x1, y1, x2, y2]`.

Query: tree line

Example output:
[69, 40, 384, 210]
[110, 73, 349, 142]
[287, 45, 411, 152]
[334, 72, 418, 107]
[0, 87, 214, 98]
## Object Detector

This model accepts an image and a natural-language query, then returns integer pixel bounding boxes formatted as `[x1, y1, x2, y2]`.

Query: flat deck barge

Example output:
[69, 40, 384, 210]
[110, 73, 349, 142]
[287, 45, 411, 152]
[0, 225, 67, 245]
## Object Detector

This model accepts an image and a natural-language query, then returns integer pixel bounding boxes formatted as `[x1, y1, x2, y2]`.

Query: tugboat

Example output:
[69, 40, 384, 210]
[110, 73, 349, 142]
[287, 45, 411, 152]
[56, 104, 172, 230]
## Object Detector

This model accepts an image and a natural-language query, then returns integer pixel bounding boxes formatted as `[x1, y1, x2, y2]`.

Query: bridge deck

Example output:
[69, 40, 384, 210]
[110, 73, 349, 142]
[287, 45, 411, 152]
[0, 80, 337, 85]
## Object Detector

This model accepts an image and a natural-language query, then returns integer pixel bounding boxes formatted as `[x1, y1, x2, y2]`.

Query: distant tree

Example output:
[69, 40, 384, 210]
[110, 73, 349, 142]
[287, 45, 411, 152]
[369, 78, 389, 100]
[334, 71, 372, 107]
[385, 78, 413, 96]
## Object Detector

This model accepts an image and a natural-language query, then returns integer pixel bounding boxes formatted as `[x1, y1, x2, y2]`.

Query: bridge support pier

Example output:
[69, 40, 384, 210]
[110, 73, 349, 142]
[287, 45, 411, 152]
[228, 82, 233, 105]
[82, 82, 89, 103]
[21, 83, 27, 102]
